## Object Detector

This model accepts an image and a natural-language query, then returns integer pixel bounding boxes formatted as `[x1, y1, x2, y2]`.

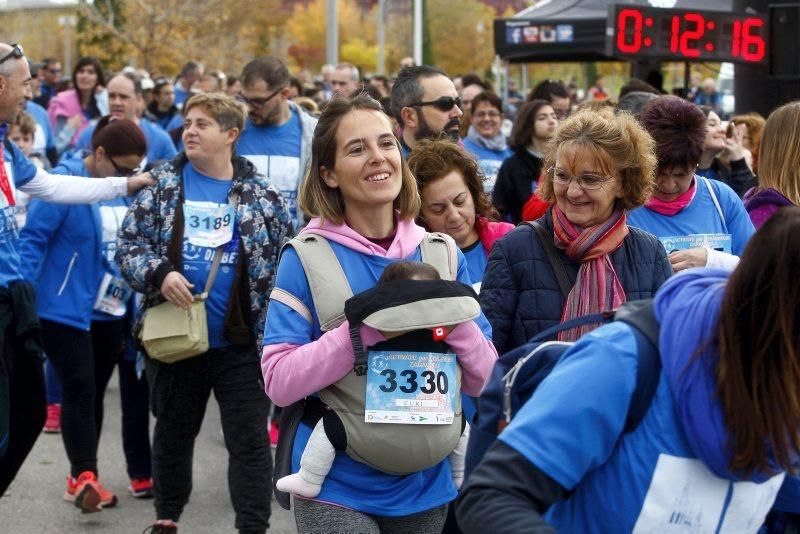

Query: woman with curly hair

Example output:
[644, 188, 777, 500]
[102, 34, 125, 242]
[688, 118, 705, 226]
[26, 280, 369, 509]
[480, 107, 671, 354]
[408, 139, 514, 292]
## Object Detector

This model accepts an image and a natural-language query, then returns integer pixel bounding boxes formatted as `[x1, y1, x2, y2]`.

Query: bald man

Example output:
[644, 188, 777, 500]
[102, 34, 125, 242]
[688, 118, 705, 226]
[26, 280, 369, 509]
[0, 42, 152, 494]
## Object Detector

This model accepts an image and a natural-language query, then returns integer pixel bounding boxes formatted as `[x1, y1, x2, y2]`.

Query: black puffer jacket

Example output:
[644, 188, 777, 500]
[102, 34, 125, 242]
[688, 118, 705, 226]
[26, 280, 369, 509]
[480, 210, 672, 355]
[492, 149, 545, 225]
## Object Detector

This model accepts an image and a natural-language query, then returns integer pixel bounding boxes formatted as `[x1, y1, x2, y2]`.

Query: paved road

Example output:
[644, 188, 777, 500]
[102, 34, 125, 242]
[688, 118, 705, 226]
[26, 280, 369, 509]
[1, 370, 296, 533]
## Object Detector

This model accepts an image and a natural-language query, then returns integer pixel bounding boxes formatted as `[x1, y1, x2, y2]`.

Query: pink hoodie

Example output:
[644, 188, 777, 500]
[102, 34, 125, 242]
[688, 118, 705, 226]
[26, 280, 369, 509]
[261, 217, 498, 407]
[47, 89, 90, 146]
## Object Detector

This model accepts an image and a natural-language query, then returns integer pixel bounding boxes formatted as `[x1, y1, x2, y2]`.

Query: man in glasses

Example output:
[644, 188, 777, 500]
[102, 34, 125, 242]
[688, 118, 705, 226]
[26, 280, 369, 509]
[236, 56, 318, 231]
[390, 65, 463, 156]
[0, 41, 153, 495]
[74, 73, 177, 167]
[33, 57, 61, 109]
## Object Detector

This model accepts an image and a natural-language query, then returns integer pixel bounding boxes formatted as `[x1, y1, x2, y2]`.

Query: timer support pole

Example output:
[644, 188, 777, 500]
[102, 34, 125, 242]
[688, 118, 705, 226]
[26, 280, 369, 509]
[684, 62, 691, 98]
[733, 0, 799, 116]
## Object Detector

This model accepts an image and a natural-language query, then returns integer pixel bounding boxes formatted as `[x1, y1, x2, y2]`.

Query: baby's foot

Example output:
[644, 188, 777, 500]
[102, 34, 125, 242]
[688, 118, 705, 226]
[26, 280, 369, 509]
[276, 473, 322, 498]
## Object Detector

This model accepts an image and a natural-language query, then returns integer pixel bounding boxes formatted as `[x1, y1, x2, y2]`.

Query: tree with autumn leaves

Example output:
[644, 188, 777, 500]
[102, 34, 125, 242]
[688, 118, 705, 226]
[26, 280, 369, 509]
[76, 0, 498, 78]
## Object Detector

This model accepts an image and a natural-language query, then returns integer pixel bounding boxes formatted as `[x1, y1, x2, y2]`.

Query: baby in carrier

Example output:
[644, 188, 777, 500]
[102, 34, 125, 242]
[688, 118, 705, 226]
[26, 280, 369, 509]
[276, 261, 473, 498]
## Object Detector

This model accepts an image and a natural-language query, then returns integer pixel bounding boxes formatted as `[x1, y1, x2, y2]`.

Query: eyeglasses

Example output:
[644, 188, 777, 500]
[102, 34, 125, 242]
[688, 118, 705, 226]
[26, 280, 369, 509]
[109, 157, 138, 177]
[473, 110, 501, 119]
[0, 44, 24, 68]
[549, 167, 614, 191]
[408, 96, 462, 112]
[45, 67, 62, 74]
[554, 109, 570, 121]
[237, 87, 284, 109]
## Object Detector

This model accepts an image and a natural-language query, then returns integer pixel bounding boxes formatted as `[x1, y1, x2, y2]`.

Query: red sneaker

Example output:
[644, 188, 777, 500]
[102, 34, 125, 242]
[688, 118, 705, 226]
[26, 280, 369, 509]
[64, 472, 102, 513]
[95, 478, 118, 508]
[129, 477, 153, 498]
[269, 419, 280, 447]
[44, 403, 61, 433]
[144, 520, 178, 533]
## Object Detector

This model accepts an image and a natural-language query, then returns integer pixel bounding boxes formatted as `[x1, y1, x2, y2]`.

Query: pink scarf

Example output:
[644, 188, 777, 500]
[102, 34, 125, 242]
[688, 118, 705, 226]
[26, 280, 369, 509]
[644, 181, 697, 216]
[552, 206, 628, 341]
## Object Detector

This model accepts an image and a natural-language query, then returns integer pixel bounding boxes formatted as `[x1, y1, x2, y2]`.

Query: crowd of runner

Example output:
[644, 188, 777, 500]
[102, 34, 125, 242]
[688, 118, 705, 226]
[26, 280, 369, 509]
[0, 41, 798, 533]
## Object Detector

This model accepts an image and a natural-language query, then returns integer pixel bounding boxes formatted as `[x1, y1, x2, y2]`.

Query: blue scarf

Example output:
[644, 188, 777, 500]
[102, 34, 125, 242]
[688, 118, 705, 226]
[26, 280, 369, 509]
[654, 268, 784, 482]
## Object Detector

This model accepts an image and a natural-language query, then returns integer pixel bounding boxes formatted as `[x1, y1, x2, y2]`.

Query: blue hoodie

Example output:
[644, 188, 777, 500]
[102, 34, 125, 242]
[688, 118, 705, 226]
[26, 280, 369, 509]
[18, 153, 129, 330]
[498, 269, 798, 532]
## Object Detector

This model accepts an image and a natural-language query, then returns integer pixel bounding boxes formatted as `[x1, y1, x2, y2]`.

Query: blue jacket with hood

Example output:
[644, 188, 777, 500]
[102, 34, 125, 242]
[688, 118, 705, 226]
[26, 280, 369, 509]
[458, 269, 800, 533]
[19, 153, 109, 330]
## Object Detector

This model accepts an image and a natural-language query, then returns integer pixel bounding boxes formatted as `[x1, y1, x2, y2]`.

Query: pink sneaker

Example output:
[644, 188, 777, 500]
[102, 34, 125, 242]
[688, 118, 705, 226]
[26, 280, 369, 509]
[44, 403, 61, 433]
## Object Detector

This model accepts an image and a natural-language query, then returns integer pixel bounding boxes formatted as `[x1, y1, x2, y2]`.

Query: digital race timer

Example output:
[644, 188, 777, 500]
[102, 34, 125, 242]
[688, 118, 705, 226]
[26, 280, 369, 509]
[607, 4, 767, 63]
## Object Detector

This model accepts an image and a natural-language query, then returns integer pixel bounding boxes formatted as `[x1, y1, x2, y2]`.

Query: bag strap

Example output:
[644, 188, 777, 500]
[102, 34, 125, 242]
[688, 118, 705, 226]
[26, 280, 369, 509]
[419, 232, 458, 281]
[285, 234, 353, 331]
[202, 193, 240, 295]
[528, 311, 611, 343]
[522, 221, 572, 300]
[701, 176, 728, 233]
[614, 299, 662, 433]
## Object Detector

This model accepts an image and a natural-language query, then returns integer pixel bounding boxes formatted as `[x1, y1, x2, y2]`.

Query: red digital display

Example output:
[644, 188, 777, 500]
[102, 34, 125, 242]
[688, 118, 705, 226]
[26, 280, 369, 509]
[607, 5, 767, 63]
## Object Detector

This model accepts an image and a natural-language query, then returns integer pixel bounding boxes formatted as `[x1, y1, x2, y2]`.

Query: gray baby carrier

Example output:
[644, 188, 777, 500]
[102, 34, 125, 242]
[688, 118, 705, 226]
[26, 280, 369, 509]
[271, 232, 480, 508]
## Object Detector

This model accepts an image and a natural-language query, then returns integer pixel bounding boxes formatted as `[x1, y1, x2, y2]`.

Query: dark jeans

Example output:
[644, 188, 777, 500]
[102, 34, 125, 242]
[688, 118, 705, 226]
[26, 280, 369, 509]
[41, 318, 125, 477]
[119, 357, 151, 479]
[147, 344, 272, 533]
[0, 324, 46, 494]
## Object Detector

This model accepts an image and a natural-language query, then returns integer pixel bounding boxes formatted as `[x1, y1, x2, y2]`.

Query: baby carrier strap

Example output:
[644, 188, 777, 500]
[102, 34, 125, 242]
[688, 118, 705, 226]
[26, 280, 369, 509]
[281, 234, 353, 332]
[419, 232, 458, 281]
[278, 232, 458, 332]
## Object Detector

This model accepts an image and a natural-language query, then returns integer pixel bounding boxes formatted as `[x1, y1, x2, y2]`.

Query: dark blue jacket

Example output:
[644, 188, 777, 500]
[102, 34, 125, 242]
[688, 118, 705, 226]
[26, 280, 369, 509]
[480, 210, 672, 355]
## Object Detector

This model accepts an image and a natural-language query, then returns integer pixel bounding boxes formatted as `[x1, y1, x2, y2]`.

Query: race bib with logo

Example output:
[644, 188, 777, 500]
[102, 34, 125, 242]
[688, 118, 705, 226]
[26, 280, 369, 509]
[183, 200, 235, 249]
[659, 233, 732, 254]
[93, 272, 133, 317]
[365, 350, 458, 425]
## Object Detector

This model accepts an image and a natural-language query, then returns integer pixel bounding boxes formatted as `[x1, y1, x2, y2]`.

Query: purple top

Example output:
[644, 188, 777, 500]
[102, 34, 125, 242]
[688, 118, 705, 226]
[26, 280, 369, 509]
[743, 187, 795, 229]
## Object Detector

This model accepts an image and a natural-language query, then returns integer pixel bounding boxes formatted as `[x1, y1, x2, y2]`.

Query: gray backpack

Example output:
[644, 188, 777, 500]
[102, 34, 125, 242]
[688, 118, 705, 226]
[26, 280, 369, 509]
[270, 232, 478, 476]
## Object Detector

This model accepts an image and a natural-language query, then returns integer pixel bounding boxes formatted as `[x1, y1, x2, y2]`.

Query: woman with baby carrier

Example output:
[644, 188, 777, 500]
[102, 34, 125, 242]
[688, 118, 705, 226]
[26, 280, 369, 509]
[458, 206, 800, 533]
[261, 93, 497, 532]
[480, 107, 672, 356]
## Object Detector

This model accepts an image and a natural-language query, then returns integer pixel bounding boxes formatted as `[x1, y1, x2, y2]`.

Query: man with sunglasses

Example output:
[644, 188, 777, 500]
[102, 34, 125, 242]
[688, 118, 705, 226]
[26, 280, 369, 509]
[33, 57, 61, 110]
[390, 65, 463, 156]
[0, 41, 153, 495]
[236, 56, 317, 231]
[74, 73, 177, 168]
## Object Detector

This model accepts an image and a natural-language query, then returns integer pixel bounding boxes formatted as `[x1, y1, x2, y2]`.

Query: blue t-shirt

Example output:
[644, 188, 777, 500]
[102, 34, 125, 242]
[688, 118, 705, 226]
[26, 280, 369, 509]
[91, 196, 133, 322]
[154, 112, 183, 134]
[236, 111, 302, 228]
[26, 100, 55, 151]
[500, 321, 791, 532]
[76, 118, 177, 167]
[263, 238, 491, 516]
[628, 177, 755, 257]
[182, 163, 238, 349]
[0, 127, 39, 288]
[461, 239, 488, 293]
[462, 137, 513, 194]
